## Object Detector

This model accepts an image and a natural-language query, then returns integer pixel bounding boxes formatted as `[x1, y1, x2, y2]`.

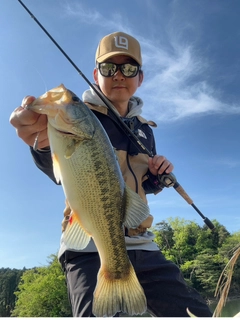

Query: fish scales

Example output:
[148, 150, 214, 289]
[27, 84, 150, 317]
[62, 120, 130, 275]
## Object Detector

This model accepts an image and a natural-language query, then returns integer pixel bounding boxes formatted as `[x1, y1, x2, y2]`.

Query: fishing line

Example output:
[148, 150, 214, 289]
[33, 132, 40, 151]
[31, 65, 48, 93]
[17, 0, 215, 230]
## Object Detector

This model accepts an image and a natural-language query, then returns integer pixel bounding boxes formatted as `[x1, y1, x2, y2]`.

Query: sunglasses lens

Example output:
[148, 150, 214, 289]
[99, 63, 116, 77]
[121, 64, 139, 77]
[99, 63, 139, 78]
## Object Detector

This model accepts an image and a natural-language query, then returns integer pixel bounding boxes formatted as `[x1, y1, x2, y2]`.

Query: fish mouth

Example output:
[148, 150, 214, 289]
[48, 121, 76, 137]
[57, 130, 74, 135]
[53, 127, 75, 136]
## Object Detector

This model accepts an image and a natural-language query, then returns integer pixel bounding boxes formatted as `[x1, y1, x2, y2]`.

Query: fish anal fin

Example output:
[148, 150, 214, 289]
[63, 211, 91, 249]
[123, 185, 150, 229]
[93, 263, 147, 317]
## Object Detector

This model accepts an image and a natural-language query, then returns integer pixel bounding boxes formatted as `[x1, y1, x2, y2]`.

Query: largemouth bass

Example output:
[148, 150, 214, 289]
[27, 84, 149, 317]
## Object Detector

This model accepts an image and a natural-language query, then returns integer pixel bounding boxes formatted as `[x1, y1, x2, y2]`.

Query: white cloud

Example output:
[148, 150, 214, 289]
[63, 3, 102, 24]
[62, 2, 131, 32]
[207, 157, 240, 169]
[61, 1, 240, 122]
[139, 41, 240, 122]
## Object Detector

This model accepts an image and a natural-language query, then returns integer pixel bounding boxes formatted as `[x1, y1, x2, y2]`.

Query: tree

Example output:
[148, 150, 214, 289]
[0, 267, 24, 317]
[12, 255, 71, 317]
[217, 233, 240, 295]
[152, 217, 240, 299]
[153, 218, 201, 265]
[192, 251, 225, 296]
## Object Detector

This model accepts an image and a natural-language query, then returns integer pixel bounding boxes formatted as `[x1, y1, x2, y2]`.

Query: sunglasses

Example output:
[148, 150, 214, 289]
[97, 62, 140, 78]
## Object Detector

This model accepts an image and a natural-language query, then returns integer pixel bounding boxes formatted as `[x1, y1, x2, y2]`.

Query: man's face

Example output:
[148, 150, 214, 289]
[93, 55, 143, 107]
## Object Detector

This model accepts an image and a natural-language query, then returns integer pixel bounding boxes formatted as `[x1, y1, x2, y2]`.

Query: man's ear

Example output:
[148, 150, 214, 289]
[93, 68, 99, 85]
[138, 70, 144, 87]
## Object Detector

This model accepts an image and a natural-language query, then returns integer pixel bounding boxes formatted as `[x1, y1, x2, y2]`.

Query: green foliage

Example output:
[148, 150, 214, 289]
[1, 218, 239, 317]
[218, 234, 240, 295]
[152, 217, 240, 299]
[0, 267, 24, 317]
[11, 255, 71, 317]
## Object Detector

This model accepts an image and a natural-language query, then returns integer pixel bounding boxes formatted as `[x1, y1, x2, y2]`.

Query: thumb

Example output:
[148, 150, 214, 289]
[21, 95, 36, 108]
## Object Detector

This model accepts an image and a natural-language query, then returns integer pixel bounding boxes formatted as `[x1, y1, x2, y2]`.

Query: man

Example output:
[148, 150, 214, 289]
[10, 31, 212, 317]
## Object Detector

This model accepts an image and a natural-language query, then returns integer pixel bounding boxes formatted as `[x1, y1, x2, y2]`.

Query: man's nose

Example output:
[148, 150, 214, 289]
[112, 68, 125, 79]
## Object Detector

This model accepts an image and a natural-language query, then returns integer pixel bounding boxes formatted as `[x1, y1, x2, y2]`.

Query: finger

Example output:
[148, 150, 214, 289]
[32, 130, 49, 147]
[165, 163, 174, 173]
[151, 155, 165, 169]
[158, 160, 173, 174]
[22, 95, 36, 107]
[9, 96, 36, 127]
[12, 113, 48, 147]
[151, 156, 173, 173]
[30, 115, 49, 148]
[10, 106, 40, 127]
[18, 127, 49, 149]
[34, 129, 49, 149]
[148, 157, 154, 168]
[33, 114, 48, 132]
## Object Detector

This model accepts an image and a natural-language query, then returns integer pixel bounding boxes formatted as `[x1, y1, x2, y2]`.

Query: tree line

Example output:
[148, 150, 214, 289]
[0, 217, 239, 317]
[153, 218, 240, 299]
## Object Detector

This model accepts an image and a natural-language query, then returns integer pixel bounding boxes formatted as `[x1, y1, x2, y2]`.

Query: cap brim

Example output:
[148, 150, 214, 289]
[96, 51, 142, 66]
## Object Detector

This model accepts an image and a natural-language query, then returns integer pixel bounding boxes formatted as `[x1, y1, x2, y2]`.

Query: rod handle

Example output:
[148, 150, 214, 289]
[173, 182, 193, 204]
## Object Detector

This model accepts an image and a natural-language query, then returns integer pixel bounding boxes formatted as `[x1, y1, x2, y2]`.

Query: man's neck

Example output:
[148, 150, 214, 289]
[113, 102, 129, 117]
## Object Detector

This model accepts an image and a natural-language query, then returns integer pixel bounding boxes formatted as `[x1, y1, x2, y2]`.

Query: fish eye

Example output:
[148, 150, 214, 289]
[72, 96, 80, 102]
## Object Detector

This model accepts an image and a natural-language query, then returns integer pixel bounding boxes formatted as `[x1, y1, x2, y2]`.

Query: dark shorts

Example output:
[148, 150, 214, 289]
[59, 249, 212, 317]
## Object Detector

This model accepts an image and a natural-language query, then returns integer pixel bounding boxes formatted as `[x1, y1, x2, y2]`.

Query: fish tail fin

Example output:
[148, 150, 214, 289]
[92, 264, 147, 317]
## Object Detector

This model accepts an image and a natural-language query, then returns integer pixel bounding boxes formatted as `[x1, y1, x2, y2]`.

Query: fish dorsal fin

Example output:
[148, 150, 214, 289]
[123, 185, 150, 229]
[63, 211, 91, 250]
[52, 153, 62, 183]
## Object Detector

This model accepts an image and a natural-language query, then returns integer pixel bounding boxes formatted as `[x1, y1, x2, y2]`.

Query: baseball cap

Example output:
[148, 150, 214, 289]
[95, 31, 142, 66]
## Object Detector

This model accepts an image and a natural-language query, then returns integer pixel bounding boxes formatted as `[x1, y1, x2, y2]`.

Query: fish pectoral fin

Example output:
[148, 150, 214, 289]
[123, 185, 150, 229]
[64, 139, 81, 159]
[63, 212, 91, 249]
[52, 152, 62, 183]
[64, 129, 93, 159]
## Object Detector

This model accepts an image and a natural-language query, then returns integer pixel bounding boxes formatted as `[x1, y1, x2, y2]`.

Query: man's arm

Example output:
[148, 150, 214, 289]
[30, 147, 59, 184]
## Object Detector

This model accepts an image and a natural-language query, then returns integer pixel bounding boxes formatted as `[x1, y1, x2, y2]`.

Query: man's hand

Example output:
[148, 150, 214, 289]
[148, 155, 173, 176]
[9, 96, 49, 149]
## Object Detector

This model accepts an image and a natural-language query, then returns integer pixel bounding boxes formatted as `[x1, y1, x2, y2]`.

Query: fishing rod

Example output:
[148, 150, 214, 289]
[17, 0, 215, 230]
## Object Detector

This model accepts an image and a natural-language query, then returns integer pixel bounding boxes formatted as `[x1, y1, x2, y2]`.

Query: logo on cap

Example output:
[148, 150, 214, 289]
[114, 36, 128, 49]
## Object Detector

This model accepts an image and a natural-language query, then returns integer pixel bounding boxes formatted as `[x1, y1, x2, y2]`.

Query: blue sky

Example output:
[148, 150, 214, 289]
[1, 0, 240, 269]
